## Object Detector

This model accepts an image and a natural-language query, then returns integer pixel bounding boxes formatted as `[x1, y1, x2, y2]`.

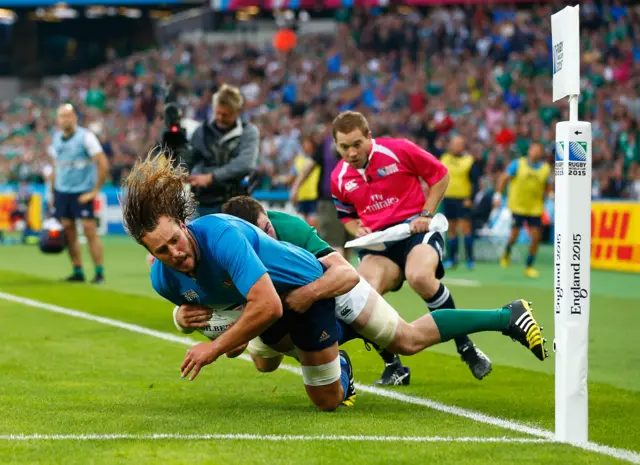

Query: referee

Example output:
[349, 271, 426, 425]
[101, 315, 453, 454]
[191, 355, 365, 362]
[49, 104, 109, 283]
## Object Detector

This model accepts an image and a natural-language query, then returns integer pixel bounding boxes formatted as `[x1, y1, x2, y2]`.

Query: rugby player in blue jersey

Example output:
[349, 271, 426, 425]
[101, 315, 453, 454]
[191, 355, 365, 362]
[121, 155, 357, 411]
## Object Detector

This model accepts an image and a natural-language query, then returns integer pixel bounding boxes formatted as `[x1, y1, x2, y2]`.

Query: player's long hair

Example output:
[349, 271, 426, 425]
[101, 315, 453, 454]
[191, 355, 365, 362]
[120, 149, 196, 244]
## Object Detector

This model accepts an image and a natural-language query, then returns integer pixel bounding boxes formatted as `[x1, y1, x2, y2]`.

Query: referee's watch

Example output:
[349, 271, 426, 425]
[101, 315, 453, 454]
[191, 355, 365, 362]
[420, 209, 433, 219]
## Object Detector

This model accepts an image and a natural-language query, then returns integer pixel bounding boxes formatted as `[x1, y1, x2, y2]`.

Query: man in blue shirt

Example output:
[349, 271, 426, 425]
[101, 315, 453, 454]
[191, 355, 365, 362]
[50, 104, 110, 283]
[121, 155, 357, 411]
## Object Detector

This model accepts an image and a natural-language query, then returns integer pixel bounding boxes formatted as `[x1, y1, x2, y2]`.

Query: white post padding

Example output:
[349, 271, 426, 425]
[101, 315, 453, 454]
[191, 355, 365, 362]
[552, 5, 591, 444]
[554, 122, 592, 444]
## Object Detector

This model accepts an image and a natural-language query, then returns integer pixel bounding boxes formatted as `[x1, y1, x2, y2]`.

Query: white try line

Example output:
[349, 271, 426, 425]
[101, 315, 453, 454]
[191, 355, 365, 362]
[1, 291, 639, 465]
[1, 433, 550, 444]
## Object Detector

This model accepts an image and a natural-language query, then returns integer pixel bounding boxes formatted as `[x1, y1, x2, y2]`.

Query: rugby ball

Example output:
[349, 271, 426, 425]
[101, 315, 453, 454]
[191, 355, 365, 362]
[197, 303, 245, 340]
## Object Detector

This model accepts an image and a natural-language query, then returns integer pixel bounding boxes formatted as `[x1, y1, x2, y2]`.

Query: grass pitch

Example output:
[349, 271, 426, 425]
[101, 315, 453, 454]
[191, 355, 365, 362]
[0, 238, 639, 464]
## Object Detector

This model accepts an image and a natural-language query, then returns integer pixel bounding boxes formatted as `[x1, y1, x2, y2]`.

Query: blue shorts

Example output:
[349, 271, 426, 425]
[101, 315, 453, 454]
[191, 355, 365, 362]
[512, 214, 542, 228]
[259, 297, 340, 352]
[297, 200, 317, 216]
[442, 198, 471, 220]
[358, 231, 446, 292]
[53, 191, 95, 221]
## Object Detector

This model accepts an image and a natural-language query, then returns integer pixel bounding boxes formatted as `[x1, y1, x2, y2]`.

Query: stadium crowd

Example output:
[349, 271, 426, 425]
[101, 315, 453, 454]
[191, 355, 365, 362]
[1, 1, 639, 201]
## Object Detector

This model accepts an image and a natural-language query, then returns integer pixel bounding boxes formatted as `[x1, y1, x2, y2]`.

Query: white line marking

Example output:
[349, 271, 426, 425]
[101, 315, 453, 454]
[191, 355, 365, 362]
[442, 278, 481, 287]
[1, 291, 639, 464]
[0, 434, 550, 443]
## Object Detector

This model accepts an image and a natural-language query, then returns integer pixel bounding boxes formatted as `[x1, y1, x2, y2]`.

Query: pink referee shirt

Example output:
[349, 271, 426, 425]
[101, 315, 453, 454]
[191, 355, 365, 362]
[330, 138, 448, 232]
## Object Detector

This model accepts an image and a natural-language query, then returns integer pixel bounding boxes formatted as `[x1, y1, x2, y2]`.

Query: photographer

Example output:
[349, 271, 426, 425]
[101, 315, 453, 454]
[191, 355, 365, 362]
[182, 84, 260, 217]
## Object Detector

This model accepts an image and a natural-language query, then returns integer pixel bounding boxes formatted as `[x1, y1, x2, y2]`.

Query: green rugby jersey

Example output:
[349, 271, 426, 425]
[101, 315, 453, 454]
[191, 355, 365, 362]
[266, 210, 333, 258]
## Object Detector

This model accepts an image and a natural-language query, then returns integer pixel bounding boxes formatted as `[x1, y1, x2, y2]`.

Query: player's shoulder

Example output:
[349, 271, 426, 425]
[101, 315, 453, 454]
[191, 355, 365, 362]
[373, 137, 418, 161]
[375, 137, 413, 151]
[268, 210, 310, 230]
[242, 120, 260, 138]
[330, 159, 350, 182]
[150, 258, 173, 293]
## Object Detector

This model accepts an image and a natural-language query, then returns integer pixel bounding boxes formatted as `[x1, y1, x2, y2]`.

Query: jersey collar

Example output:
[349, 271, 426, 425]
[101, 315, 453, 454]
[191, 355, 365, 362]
[368, 138, 377, 162]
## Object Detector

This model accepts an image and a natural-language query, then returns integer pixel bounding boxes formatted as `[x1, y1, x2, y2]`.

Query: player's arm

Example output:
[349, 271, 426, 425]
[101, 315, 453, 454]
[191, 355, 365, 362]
[423, 173, 449, 214]
[470, 160, 483, 200]
[83, 131, 109, 202]
[495, 160, 518, 205]
[545, 172, 555, 200]
[47, 146, 56, 209]
[316, 252, 359, 294]
[284, 251, 359, 313]
[274, 214, 359, 311]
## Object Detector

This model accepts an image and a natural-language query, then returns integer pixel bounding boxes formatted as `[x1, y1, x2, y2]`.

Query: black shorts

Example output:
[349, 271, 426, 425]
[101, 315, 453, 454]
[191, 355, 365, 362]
[53, 191, 95, 221]
[442, 198, 471, 220]
[358, 231, 446, 292]
[259, 297, 339, 352]
[297, 200, 317, 216]
[512, 214, 542, 228]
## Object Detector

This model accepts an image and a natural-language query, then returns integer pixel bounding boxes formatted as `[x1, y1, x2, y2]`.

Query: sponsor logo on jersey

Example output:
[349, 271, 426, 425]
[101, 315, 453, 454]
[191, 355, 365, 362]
[222, 279, 233, 288]
[363, 194, 399, 214]
[345, 180, 359, 192]
[319, 330, 331, 342]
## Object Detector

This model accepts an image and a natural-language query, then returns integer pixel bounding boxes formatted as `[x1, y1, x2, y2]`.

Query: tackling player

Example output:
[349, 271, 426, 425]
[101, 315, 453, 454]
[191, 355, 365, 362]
[121, 154, 357, 412]
[174, 196, 549, 377]
[329, 111, 491, 381]
[496, 143, 552, 278]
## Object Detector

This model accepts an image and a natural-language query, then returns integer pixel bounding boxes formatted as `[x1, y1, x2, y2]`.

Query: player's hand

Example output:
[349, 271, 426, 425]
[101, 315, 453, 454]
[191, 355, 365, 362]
[225, 342, 248, 358]
[181, 342, 219, 381]
[409, 217, 431, 234]
[355, 226, 372, 237]
[176, 304, 213, 328]
[78, 190, 97, 204]
[283, 287, 315, 313]
[188, 174, 213, 188]
[463, 199, 473, 208]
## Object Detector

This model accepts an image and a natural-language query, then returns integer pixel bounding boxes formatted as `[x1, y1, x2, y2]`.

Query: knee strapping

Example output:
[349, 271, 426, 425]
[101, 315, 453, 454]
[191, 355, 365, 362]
[301, 356, 341, 387]
[358, 296, 400, 349]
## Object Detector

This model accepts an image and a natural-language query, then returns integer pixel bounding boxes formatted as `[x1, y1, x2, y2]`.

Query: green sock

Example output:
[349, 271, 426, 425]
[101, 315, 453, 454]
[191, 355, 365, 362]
[73, 266, 83, 277]
[431, 308, 511, 343]
[95, 265, 104, 276]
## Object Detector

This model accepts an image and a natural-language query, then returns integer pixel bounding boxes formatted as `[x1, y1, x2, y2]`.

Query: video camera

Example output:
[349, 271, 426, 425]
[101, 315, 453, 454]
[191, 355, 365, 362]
[160, 83, 189, 163]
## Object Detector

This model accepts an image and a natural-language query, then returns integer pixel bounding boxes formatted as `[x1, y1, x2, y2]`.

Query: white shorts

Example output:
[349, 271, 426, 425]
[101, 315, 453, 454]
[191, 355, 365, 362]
[334, 277, 371, 324]
[247, 337, 298, 360]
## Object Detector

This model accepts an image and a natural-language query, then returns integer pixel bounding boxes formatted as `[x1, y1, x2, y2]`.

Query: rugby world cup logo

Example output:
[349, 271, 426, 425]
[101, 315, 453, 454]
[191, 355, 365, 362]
[556, 141, 587, 176]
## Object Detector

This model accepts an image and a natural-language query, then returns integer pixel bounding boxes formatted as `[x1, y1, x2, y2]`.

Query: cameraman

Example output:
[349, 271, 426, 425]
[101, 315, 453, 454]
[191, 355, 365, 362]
[182, 84, 259, 217]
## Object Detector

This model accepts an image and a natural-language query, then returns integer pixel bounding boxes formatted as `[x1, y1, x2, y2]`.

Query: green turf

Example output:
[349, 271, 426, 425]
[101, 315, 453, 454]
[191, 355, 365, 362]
[0, 289, 627, 465]
[0, 239, 639, 464]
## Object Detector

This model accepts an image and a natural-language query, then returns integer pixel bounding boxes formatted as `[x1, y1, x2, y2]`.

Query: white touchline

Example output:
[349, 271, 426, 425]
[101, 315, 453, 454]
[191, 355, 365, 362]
[0, 434, 552, 443]
[0, 291, 638, 465]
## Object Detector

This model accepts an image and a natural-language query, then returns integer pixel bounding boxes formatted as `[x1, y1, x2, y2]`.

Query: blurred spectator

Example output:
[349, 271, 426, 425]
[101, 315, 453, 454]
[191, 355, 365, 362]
[0, 2, 638, 204]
